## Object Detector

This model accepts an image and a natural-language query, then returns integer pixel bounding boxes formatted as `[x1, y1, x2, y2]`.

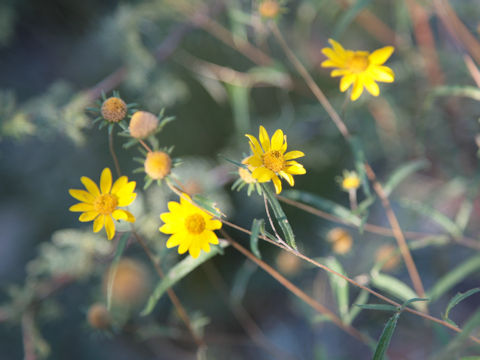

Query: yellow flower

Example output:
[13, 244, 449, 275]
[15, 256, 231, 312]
[69, 168, 136, 240]
[259, 0, 280, 18]
[327, 228, 353, 255]
[159, 194, 222, 258]
[340, 170, 361, 191]
[144, 151, 171, 180]
[321, 39, 395, 101]
[244, 126, 306, 194]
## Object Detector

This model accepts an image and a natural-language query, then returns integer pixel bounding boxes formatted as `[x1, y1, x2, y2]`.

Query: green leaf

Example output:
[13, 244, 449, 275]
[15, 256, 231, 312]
[325, 257, 349, 321]
[345, 290, 369, 325]
[383, 159, 429, 197]
[372, 312, 400, 360]
[332, 0, 374, 39]
[250, 219, 264, 259]
[355, 304, 398, 312]
[106, 232, 130, 310]
[348, 136, 372, 197]
[400, 199, 462, 238]
[444, 288, 480, 321]
[262, 183, 297, 250]
[283, 189, 362, 226]
[141, 241, 228, 316]
[371, 272, 426, 312]
[230, 260, 257, 305]
[192, 194, 223, 218]
[399, 298, 429, 312]
[226, 84, 250, 135]
[428, 255, 480, 302]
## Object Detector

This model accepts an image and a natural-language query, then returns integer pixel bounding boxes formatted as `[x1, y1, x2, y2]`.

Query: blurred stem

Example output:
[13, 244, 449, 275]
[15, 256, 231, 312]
[220, 219, 480, 345]
[108, 131, 121, 178]
[22, 311, 37, 360]
[139, 139, 152, 153]
[270, 21, 427, 304]
[348, 189, 358, 211]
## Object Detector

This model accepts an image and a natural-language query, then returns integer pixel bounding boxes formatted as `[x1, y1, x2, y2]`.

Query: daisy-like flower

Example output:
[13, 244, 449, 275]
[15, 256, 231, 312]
[244, 126, 306, 194]
[159, 193, 222, 258]
[321, 39, 395, 101]
[69, 168, 136, 240]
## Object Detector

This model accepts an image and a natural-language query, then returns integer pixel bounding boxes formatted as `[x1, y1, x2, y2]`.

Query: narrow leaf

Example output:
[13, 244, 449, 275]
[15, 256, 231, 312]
[455, 199, 473, 232]
[355, 304, 398, 312]
[141, 241, 228, 316]
[399, 298, 429, 312]
[230, 260, 257, 305]
[284, 189, 362, 226]
[250, 219, 264, 259]
[345, 290, 369, 325]
[348, 136, 372, 196]
[372, 312, 400, 360]
[383, 159, 429, 197]
[107, 232, 130, 310]
[444, 288, 480, 320]
[325, 257, 350, 321]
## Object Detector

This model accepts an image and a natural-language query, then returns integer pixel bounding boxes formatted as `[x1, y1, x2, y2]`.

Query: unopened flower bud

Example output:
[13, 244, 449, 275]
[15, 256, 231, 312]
[101, 97, 127, 123]
[144, 151, 172, 180]
[129, 111, 159, 139]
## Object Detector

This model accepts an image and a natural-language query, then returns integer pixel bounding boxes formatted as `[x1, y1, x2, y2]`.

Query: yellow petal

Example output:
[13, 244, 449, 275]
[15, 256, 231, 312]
[100, 168, 112, 194]
[117, 193, 136, 207]
[259, 126, 270, 152]
[286, 164, 306, 175]
[178, 236, 192, 254]
[340, 74, 356, 92]
[207, 219, 222, 230]
[69, 189, 95, 203]
[93, 215, 105, 232]
[331, 69, 349, 77]
[369, 46, 394, 65]
[160, 223, 175, 234]
[245, 134, 263, 156]
[112, 209, 128, 221]
[272, 175, 282, 194]
[245, 154, 262, 168]
[69, 202, 94, 212]
[363, 76, 380, 96]
[284, 151, 304, 160]
[350, 79, 364, 101]
[166, 233, 182, 248]
[270, 129, 284, 150]
[124, 210, 135, 223]
[115, 181, 136, 198]
[279, 171, 294, 186]
[251, 167, 275, 182]
[79, 211, 98, 222]
[200, 237, 211, 252]
[370, 65, 395, 83]
[105, 216, 115, 240]
[80, 176, 100, 197]
[205, 230, 219, 245]
[111, 176, 128, 195]
[189, 245, 201, 258]
[328, 39, 346, 57]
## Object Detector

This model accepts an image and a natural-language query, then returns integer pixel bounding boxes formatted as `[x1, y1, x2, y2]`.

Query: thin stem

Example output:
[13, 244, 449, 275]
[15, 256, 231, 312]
[139, 139, 153, 153]
[348, 189, 358, 211]
[108, 131, 122, 178]
[219, 219, 480, 345]
[220, 230, 370, 345]
[263, 194, 290, 248]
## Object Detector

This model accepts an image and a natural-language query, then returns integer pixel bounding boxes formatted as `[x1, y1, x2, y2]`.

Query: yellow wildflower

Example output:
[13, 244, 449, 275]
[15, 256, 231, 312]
[244, 125, 306, 194]
[340, 170, 361, 191]
[259, 0, 280, 18]
[159, 193, 222, 258]
[321, 39, 395, 101]
[327, 228, 353, 255]
[101, 97, 127, 123]
[69, 168, 136, 240]
[144, 151, 171, 180]
[238, 158, 256, 184]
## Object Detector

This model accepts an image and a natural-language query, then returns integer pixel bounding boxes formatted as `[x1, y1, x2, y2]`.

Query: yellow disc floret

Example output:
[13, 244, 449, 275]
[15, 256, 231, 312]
[244, 125, 306, 194]
[129, 111, 159, 139]
[159, 193, 222, 258]
[101, 97, 127, 123]
[144, 151, 171, 180]
[93, 194, 118, 215]
[341, 170, 361, 191]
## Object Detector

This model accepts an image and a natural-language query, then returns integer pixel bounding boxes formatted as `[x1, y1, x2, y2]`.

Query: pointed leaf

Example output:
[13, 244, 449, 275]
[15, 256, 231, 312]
[372, 312, 400, 360]
[444, 288, 480, 320]
[250, 219, 264, 259]
[325, 257, 349, 321]
[355, 304, 398, 312]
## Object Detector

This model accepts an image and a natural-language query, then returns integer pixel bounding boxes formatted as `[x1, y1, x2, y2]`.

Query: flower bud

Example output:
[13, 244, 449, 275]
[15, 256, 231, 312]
[144, 151, 172, 180]
[259, 0, 280, 18]
[101, 97, 127, 123]
[129, 111, 159, 139]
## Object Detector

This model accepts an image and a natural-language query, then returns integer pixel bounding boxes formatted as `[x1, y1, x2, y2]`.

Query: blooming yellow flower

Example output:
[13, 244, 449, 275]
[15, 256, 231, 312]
[244, 126, 306, 194]
[69, 168, 136, 240]
[340, 170, 361, 191]
[321, 39, 395, 101]
[159, 193, 222, 258]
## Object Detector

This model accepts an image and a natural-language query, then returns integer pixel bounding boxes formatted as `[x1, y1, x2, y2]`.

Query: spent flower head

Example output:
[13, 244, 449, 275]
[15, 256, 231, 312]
[88, 91, 136, 132]
[321, 39, 395, 101]
[159, 193, 222, 258]
[244, 125, 306, 194]
[69, 168, 136, 240]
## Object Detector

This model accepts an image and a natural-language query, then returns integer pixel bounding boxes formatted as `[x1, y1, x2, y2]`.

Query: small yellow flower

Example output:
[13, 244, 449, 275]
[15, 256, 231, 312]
[321, 39, 395, 101]
[244, 125, 306, 194]
[238, 158, 256, 184]
[69, 168, 136, 240]
[144, 151, 172, 180]
[259, 0, 280, 18]
[327, 228, 353, 255]
[129, 111, 159, 139]
[101, 97, 128, 123]
[159, 193, 222, 258]
[340, 170, 361, 191]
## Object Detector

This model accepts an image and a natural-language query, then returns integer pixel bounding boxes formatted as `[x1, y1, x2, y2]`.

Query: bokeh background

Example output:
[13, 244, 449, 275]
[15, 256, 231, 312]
[1, 0, 480, 359]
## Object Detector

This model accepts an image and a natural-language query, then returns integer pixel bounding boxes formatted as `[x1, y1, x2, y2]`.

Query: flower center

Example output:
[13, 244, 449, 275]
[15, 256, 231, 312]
[185, 214, 206, 234]
[262, 150, 284, 173]
[342, 176, 360, 190]
[93, 194, 118, 215]
[348, 54, 369, 73]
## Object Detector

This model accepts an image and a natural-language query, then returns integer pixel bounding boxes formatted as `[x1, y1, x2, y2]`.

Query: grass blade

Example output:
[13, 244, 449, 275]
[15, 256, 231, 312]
[372, 312, 400, 360]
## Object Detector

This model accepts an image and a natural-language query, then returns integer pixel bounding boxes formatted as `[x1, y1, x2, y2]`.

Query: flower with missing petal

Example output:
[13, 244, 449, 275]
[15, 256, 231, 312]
[321, 39, 395, 101]
[244, 126, 306, 194]
[159, 193, 222, 258]
[69, 168, 136, 240]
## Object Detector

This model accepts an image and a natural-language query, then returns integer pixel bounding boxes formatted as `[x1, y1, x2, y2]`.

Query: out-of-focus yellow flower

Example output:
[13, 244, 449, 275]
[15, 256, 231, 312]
[321, 39, 395, 101]
[238, 158, 256, 184]
[69, 168, 136, 240]
[144, 151, 171, 180]
[339, 170, 361, 191]
[101, 97, 128, 123]
[327, 228, 353, 255]
[129, 111, 159, 139]
[259, 0, 280, 18]
[375, 244, 401, 271]
[244, 125, 306, 194]
[276, 250, 302, 276]
[159, 193, 222, 258]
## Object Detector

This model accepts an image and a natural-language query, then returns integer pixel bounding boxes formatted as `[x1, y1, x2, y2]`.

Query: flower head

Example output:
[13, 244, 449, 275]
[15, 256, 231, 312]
[87, 303, 111, 330]
[327, 227, 353, 255]
[259, 0, 280, 18]
[321, 39, 395, 101]
[339, 170, 361, 191]
[129, 111, 159, 139]
[159, 193, 222, 258]
[144, 151, 172, 180]
[232, 158, 262, 196]
[101, 97, 128, 123]
[244, 126, 306, 194]
[69, 168, 136, 240]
